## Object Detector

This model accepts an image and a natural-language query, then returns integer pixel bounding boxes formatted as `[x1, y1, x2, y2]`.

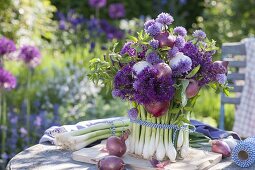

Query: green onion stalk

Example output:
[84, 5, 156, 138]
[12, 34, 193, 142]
[128, 102, 190, 162]
[26, 68, 32, 145]
[0, 90, 7, 155]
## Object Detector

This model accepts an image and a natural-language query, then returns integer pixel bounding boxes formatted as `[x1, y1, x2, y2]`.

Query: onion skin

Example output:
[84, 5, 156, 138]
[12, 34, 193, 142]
[211, 140, 231, 158]
[155, 32, 175, 48]
[153, 63, 172, 78]
[185, 79, 200, 98]
[106, 136, 127, 157]
[144, 101, 170, 117]
[98, 155, 125, 170]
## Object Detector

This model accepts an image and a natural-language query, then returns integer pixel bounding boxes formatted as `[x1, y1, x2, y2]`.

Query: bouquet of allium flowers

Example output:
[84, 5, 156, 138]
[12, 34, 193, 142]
[89, 12, 229, 161]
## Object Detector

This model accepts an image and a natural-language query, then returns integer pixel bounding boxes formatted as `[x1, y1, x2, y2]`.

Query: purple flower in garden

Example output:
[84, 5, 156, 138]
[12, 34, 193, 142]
[88, 0, 106, 8]
[0, 68, 16, 90]
[168, 46, 179, 58]
[1, 153, 8, 161]
[112, 63, 135, 100]
[0, 37, 16, 56]
[144, 19, 156, 30]
[19, 127, 28, 137]
[146, 52, 162, 65]
[19, 45, 41, 68]
[34, 116, 42, 127]
[128, 108, 138, 120]
[193, 30, 206, 40]
[120, 42, 136, 56]
[169, 52, 192, 76]
[174, 36, 186, 49]
[133, 66, 175, 104]
[149, 39, 159, 49]
[216, 74, 227, 84]
[108, 3, 125, 19]
[146, 23, 161, 37]
[58, 20, 66, 30]
[156, 12, 174, 25]
[99, 20, 124, 40]
[174, 26, 187, 36]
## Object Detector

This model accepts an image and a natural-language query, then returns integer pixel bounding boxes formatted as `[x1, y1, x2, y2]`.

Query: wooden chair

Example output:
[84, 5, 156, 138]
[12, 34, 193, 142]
[219, 41, 247, 130]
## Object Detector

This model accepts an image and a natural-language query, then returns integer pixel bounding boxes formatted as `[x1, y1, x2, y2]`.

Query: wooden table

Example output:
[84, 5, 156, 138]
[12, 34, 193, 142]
[6, 143, 250, 170]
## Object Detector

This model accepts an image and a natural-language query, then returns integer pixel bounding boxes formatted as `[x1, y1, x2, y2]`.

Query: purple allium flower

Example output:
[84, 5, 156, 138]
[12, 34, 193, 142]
[149, 39, 159, 49]
[175, 36, 186, 49]
[170, 52, 192, 76]
[173, 26, 187, 37]
[144, 19, 156, 30]
[216, 74, 227, 84]
[0, 68, 16, 90]
[133, 67, 175, 104]
[108, 3, 125, 19]
[120, 42, 136, 56]
[133, 61, 151, 75]
[146, 23, 161, 37]
[168, 46, 179, 58]
[19, 45, 41, 68]
[112, 63, 135, 100]
[156, 12, 174, 25]
[0, 37, 16, 56]
[193, 30, 206, 40]
[128, 108, 138, 120]
[146, 52, 162, 65]
[88, 0, 106, 8]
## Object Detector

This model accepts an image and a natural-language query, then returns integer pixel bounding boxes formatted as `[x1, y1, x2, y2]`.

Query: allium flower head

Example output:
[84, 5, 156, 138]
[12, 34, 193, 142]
[174, 36, 186, 49]
[193, 30, 206, 40]
[120, 42, 136, 56]
[146, 23, 161, 37]
[88, 0, 106, 8]
[168, 46, 179, 58]
[149, 39, 159, 49]
[19, 45, 41, 68]
[170, 52, 192, 76]
[146, 52, 162, 65]
[108, 3, 125, 19]
[133, 66, 175, 104]
[156, 12, 174, 25]
[144, 19, 156, 30]
[173, 26, 187, 37]
[0, 37, 16, 56]
[128, 108, 138, 120]
[133, 61, 151, 75]
[0, 68, 16, 90]
[216, 74, 227, 84]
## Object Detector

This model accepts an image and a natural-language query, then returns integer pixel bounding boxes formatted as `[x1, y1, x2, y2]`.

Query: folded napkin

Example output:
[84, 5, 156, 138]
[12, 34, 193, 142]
[39, 117, 240, 145]
[191, 119, 241, 140]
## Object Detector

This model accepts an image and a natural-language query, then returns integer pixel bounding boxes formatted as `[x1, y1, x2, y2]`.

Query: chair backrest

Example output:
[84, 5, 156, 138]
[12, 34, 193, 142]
[219, 42, 246, 129]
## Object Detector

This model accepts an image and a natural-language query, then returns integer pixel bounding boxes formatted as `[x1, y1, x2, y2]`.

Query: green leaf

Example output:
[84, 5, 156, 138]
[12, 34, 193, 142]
[181, 79, 189, 107]
[186, 65, 201, 78]
[183, 106, 193, 112]
[127, 35, 138, 43]
[145, 49, 153, 56]
[171, 108, 181, 114]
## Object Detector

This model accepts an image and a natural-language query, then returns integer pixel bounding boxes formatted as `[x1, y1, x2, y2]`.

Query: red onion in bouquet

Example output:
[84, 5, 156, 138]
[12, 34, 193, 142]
[144, 101, 170, 117]
[153, 62, 172, 78]
[186, 79, 200, 98]
[155, 32, 175, 48]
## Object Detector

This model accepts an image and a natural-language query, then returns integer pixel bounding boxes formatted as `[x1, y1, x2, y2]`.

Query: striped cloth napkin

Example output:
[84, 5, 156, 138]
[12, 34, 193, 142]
[233, 37, 255, 138]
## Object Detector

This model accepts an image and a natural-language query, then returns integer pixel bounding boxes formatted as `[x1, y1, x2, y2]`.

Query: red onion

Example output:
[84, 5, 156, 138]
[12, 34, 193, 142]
[144, 101, 170, 117]
[98, 155, 125, 170]
[106, 136, 127, 157]
[155, 32, 175, 48]
[211, 140, 231, 158]
[153, 63, 172, 78]
[185, 79, 200, 98]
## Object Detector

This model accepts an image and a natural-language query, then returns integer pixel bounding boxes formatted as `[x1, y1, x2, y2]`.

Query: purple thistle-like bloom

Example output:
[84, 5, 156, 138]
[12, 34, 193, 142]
[128, 108, 138, 120]
[173, 26, 187, 36]
[112, 63, 135, 100]
[149, 39, 159, 49]
[108, 3, 125, 19]
[88, 0, 106, 8]
[168, 46, 179, 58]
[133, 67, 175, 104]
[175, 36, 186, 49]
[0, 37, 16, 56]
[144, 19, 156, 30]
[146, 23, 161, 37]
[146, 52, 162, 65]
[156, 12, 174, 25]
[120, 42, 136, 56]
[0, 68, 16, 90]
[137, 45, 148, 59]
[19, 45, 41, 68]
[216, 74, 227, 84]
[170, 53, 192, 76]
[193, 30, 206, 40]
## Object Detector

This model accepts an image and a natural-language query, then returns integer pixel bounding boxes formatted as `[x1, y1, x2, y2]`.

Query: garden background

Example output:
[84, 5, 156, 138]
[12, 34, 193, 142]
[0, 0, 254, 163]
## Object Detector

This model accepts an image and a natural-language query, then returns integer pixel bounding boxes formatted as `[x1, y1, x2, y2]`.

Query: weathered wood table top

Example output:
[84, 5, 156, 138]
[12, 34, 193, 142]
[6, 143, 251, 170]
